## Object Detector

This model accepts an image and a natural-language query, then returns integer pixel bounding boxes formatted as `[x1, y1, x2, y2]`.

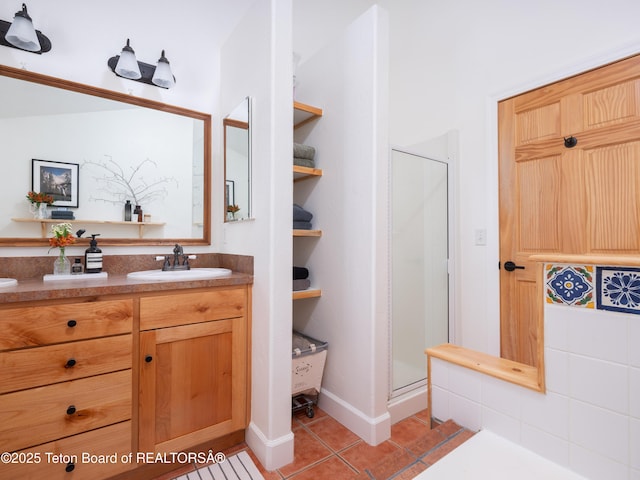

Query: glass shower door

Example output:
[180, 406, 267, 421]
[391, 149, 449, 393]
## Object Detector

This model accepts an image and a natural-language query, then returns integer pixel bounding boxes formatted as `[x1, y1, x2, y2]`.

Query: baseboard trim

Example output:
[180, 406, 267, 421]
[388, 385, 428, 424]
[245, 421, 294, 471]
[318, 388, 391, 445]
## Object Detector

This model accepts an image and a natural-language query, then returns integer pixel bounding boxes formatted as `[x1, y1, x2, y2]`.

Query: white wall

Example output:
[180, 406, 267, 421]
[219, 0, 295, 470]
[291, 5, 390, 444]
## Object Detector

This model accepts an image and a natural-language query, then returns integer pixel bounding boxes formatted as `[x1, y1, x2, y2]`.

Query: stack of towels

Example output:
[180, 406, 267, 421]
[294, 143, 316, 168]
[293, 266, 311, 291]
[293, 204, 313, 230]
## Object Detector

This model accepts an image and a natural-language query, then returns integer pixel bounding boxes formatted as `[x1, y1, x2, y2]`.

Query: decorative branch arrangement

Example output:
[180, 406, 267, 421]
[83, 156, 178, 206]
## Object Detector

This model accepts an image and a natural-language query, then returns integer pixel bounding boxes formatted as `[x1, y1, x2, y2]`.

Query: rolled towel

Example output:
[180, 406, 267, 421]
[293, 143, 316, 160]
[294, 157, 315, 168]
[293, 204, 313, 222]
[293, 266, 309, 280]
[293, 278, 311, 291]
[293, 221, 313, 230]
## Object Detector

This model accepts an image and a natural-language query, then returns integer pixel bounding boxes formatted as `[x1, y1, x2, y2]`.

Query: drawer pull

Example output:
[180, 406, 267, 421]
[145, 355, 153, 363]
[66, 405, 76, 415]
[65, 461, 75, 472]
[67, 319, 77, 328]
[65, 358, 77, 368]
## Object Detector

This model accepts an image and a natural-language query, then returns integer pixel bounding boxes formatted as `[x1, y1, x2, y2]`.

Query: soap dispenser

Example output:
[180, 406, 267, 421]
[85, 234, 103, 273]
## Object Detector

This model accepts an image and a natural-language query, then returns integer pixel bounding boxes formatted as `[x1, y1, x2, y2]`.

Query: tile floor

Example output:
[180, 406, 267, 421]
[156, 408, 474, 480]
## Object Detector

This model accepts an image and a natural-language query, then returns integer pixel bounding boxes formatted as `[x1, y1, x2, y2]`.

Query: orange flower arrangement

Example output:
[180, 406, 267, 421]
[49, 223, 76, 250]
[26, 191, 54, 206]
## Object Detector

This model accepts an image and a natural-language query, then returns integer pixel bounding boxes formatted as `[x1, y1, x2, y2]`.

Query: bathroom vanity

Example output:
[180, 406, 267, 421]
[0, 255, 252, 480]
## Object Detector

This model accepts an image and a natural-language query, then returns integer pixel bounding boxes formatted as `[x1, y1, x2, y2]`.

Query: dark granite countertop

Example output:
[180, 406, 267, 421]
[0, 252, 253, 304]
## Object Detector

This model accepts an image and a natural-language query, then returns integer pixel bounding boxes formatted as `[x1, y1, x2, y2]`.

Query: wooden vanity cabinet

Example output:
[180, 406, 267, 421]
[0, 298, 134, 480]
[138, 285, 251, 454]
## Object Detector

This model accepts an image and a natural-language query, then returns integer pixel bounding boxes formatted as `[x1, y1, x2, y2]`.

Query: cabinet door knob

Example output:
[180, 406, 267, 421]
[145, 355, 153, 363]
[65, 462, 75, 472]
[65, 358, 76, 368]
[66, 405, 76, 415]
[67, 320, 77, 328]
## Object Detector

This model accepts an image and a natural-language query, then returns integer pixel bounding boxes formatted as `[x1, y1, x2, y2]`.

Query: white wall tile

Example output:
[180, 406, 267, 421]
[545, 304, 570, 351]
[449, 392, 481, 431]
[568, 309, 628, 364]
[448, 363, 481, 402]
[631, 319, 640, 368]
[570, 400, 629, 465]
[521, 424, 571, 468]
[430, 358, 449, 389]
[569, 354, 628, 414]
[630, 368, 640, 420]
[545, 347, 569, 395]
[481, 375, 522, 419]
[570, 444, 630, 480]
[481, 406, 521, 442]
[631, 417, 640, 470]
[431, 385, 449, 422]
[521, 390, 570, 440]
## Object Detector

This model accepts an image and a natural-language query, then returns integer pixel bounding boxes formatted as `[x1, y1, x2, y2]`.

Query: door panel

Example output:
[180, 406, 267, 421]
[499, 54, 640, 365]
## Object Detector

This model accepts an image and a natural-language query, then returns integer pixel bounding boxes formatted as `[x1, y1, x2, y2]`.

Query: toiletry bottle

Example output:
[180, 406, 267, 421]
[85, 234, 103, 273]
[71, 258, 84, 275]
[133, 204, 142, 222]
[124, 200, 132, 221]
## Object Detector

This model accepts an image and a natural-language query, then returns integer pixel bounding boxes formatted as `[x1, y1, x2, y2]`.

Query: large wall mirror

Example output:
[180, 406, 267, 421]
[223, 97, 251, 222]
[0, 65, 211, 246]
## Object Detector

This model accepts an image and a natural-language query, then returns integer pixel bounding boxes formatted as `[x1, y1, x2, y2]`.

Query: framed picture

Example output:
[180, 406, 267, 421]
[225, 180, 235, 207]
[32, 159, 79, 208]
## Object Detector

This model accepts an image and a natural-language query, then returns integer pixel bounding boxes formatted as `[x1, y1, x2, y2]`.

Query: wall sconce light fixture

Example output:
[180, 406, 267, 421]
[0, 3, 51, 53]
[108, 39, 176, 89]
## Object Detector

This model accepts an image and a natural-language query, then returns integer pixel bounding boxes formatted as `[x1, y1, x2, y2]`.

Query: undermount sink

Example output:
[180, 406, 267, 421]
[127, 268, 232, 282]
[0, 278, 17, 288]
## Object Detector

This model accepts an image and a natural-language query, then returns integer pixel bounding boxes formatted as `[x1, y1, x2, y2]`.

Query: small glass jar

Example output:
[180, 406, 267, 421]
[71, 258, 84, 275]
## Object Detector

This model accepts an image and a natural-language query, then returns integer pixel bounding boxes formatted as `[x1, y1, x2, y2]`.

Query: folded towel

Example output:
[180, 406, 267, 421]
[294, 157, 315, 168]
[293, 266, 309, 280]
[293, 143, 316, 160]
[293, 278, 311, 291]
[293, 221, 313, 230]
[293, 204, 313, 222]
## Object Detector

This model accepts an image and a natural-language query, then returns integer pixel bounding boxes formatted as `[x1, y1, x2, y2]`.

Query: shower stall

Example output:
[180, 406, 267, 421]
[390, 148, 451, 396]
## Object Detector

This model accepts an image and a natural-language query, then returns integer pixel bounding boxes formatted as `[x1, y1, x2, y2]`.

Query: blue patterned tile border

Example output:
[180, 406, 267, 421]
[596, 266, 640, 315]
[545, 264, 595, 308]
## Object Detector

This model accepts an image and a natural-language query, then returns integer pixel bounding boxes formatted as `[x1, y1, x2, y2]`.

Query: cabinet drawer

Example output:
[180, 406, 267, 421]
[140, 286, 246, 330]
[0, 421, 133, 480]
[0, 370, 131, 452]
[0, 335, 132, 394]
[0, 299, 133, 351]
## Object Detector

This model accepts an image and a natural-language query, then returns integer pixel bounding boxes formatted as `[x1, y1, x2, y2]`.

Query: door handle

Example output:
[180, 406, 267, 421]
[503, 261, 525, 272]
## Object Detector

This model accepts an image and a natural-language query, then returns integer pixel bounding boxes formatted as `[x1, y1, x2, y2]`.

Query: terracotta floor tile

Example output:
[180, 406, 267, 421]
[413, 409, 431, 426]
[390, 416, 432, 449]
[404, 428, 446, 458]
[389, 460, 429, 480]
[339, 440, 402, 473]
[307, 416, 360, 452]
[287, 456, 357, 480]
[277, 428, 332, 477]
[422, 430, 475, 466]
[365, 449, 417, 480]
[434, 419, 463, 438]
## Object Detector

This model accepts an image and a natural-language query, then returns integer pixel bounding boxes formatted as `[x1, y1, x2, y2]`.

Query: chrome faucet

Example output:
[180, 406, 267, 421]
[161, 244, 191, 271]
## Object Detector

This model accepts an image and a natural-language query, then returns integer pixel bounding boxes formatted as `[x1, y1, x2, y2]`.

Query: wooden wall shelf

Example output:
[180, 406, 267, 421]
[294, 165, 323, 182]
[294, 101, 323, 129]
[292, 289, 322, 300]
[293, 229, 322, 237]
[12, 217, 165, 239]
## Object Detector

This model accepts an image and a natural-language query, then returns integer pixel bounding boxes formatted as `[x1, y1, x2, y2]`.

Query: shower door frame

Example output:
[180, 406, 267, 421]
[388, 145, 456, 399]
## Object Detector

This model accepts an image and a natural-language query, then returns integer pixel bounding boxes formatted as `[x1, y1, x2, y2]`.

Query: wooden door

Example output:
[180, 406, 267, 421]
[139, 318, 247, 453]
[499, 54, 640, 365]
